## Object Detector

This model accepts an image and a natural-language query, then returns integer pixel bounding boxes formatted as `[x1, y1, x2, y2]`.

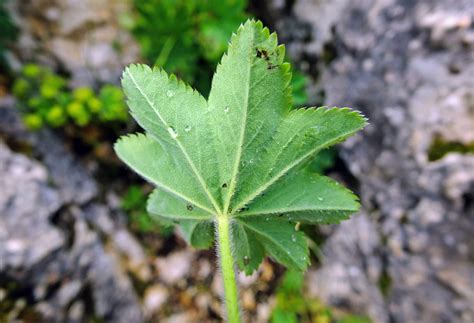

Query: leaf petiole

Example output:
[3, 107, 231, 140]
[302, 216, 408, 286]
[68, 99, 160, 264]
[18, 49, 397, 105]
[216, 216, 241, 322]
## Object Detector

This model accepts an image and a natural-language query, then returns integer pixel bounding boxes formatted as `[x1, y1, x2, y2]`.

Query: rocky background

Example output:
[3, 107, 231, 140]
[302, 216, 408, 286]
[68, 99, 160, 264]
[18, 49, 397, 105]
[1, 0, 473, 322]
[255, 0, 474, 322]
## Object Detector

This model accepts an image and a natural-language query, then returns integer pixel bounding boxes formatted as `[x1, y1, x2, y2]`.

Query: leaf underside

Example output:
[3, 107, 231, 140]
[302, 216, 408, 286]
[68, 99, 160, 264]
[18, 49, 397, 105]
[115, 19, 367, 274]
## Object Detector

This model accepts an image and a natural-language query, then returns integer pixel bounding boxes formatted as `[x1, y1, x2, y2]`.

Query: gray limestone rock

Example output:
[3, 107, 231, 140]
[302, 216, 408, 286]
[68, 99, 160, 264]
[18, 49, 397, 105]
[0, 142, 63, 271]
[0, 101, 145, 322]
[5, 0, 139, 86]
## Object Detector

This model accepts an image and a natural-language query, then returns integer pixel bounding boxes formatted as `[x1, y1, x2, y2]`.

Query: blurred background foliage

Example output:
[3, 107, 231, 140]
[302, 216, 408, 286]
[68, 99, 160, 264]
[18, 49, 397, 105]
[0, 0, 17, 70]
[129, 0, 248, 95]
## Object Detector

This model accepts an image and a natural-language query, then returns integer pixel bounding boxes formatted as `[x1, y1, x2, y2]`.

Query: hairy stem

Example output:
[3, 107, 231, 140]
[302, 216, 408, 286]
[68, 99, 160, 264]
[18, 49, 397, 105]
[216, 216, 241, 323]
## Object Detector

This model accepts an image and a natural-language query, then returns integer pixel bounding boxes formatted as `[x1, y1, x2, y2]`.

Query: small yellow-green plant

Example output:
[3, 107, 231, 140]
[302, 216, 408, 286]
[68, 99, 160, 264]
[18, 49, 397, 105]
[13, 64, 127, 130]
[271, 270, 372, 323]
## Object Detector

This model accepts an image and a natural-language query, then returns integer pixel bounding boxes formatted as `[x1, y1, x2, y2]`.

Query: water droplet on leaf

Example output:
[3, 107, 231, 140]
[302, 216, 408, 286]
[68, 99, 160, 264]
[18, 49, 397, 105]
[166, 90, 174, 97]
[243, 256, 250, 265]
[186, 204, 193, 211]
[184, 125, 192, 132]
[167, 126, 178, 139]
[317, 197, 323, 201]
[291, 234, 296, 242]
[224, 106, 230, 113]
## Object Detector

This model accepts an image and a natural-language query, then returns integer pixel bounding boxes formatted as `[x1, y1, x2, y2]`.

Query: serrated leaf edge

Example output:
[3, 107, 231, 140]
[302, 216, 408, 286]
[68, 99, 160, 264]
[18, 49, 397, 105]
[123, 66, 223, 214]
[230, 107, 367, 215]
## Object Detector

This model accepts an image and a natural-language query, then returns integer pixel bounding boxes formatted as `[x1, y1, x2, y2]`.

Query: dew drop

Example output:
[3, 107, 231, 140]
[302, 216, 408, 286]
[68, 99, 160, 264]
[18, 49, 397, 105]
[222, 183, 228, 188]
[317, 197, 324, 201]
[166, 90, 174, 97]
[224, 106, 230, 113]
[265, 217, 269, 221]
[186, 204, 193, 211]
[184, 125, 192, 132]
[167, 126, 178, 139]
[291, 234, 296, 242]
[243, 256, 250, 265]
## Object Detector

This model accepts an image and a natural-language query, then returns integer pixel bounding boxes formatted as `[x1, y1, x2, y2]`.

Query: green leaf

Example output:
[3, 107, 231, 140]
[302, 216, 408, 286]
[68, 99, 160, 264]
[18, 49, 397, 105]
[237, 217, 309, 270]
[147, 188, 212, 221]
[121, 65, 223, 212]
[237, 171, 359, 224]
[271, 309, 298, 323]
[116, 19, 367, 274]
[231, 221, 265, 274]
[115, 133, 216, 214]
[179, 220, 215, 249]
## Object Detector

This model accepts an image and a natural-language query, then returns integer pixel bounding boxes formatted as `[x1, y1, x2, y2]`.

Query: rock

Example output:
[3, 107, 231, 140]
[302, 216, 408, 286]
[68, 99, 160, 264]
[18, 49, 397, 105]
[0, 98, 97, 205]
[0, 101, 145, 322]
[306, 214, 388, 322]
[263, 0, 474, 322]
[238, 270, 259, 287]
[0, 142, 63, 271]
[84, 204, 151, 281]
[5, 0, 139, 86]
[143, 285, 169, 318]
[155, 250, 194, 285]
[162, 311, 197, 323]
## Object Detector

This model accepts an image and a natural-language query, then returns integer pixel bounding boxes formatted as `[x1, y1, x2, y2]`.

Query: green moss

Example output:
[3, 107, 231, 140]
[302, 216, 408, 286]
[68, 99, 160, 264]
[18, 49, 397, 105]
[377, 268, 392, 297]
[428, 136, 474, 161]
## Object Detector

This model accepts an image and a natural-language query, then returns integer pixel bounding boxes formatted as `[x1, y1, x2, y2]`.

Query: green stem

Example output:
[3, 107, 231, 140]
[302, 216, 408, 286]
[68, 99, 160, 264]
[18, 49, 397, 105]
[216, 216, 241, 323]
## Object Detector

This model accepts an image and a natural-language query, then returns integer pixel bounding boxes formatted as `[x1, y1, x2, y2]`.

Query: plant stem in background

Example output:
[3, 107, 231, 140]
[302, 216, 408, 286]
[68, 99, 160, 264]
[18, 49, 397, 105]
[216, 216, 241, 323]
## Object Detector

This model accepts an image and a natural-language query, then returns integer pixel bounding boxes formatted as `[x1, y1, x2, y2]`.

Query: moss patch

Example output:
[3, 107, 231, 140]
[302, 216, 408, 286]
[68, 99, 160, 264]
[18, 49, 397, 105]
[428, 135, 474, 161]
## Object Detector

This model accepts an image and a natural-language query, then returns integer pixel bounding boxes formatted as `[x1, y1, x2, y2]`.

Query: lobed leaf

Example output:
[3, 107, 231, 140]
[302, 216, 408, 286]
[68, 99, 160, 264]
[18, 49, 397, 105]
[116, 19, 367, 274]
